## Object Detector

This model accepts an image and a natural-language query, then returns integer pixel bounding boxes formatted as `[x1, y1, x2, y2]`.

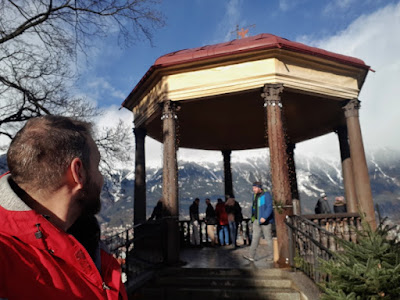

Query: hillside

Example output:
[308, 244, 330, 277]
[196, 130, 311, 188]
[1, 148, 399, 228]
[98, 148, 400, 227]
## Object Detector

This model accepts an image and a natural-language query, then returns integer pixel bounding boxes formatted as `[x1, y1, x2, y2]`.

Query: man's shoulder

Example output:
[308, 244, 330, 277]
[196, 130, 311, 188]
[261, 190, 272, 197]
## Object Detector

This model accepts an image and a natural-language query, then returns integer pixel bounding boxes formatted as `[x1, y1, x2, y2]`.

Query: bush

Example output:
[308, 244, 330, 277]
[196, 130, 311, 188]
[320, 218, 400, 299]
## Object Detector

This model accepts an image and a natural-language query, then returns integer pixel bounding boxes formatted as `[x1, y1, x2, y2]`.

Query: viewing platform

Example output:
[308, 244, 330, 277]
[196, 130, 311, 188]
[104, 213, 363, 299]
[131, 244, 320, 299]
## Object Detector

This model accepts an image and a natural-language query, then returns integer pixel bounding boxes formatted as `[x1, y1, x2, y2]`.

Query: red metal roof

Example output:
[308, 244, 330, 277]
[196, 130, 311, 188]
[122, 33, 369, 108]
[155, 33, 368, 68]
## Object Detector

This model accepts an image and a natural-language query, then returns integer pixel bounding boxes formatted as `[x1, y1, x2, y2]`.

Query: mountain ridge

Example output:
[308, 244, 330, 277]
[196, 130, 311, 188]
[1, 149, 399, 229]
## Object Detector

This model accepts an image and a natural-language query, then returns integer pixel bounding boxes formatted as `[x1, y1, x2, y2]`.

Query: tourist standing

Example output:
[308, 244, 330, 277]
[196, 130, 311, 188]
[333, 196, 347, 213]
[225, 197, 242, 248]
[189, 198, 201, 246]
[315, 192, 332, 214]
[205, 198, 217, 246]
[215, 198, 229, 246]
[149, 197, 166, 220]
[243, 182, 274, 262]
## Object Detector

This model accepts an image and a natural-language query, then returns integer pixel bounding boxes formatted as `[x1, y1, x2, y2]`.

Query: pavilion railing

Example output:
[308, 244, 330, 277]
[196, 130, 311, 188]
[103, 225, 134, 282]
[102, 220, 166, 287]
[285, 213, 361, 283]
[179, 218, 252, 247]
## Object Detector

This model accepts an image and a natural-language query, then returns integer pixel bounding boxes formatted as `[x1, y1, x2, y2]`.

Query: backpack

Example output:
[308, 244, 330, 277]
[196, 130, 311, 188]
[314, 200, 321, 214]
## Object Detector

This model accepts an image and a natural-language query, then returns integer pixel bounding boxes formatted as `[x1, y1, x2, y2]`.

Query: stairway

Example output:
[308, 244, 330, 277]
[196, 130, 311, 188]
[133, 267, 318, 300]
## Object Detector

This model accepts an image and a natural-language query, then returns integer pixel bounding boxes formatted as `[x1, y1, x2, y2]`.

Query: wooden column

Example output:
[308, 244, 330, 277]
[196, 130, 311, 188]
[343, 99, 376, 229]
[162, 100, 180, 263]
[286, 143, 299, 202]
[133, 127, 147, 225]
[336, 126, 357, 213]
[222, 150, 234, 198]
[262, 83, 292, 266]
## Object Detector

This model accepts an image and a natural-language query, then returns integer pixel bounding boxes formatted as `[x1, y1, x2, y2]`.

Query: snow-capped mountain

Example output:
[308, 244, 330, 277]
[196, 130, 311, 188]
[1, 148, 399, 228]
[99, 148, 400, 227]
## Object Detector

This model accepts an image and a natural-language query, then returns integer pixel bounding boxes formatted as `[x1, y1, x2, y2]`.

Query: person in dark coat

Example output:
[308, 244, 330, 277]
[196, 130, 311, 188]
[204, 198, 217, 246]
[189, 198, 200, 245]
[149, 198, 166, 220]
[225, 197, 243, 248]
[333, 196, 347, 213]
[315, 192, 332, 214]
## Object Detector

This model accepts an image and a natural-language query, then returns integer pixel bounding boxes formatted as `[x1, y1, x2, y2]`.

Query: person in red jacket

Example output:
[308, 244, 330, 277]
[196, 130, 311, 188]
[215, 198, 229, 246]
[0, 116, 127, 300]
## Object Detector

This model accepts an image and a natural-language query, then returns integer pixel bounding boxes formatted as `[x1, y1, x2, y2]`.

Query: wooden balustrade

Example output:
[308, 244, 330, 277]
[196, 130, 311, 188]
[178, 218, 253, 247]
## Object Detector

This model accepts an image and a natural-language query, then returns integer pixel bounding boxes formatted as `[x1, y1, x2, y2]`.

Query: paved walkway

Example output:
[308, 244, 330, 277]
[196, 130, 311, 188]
[180, 244, 275, 269]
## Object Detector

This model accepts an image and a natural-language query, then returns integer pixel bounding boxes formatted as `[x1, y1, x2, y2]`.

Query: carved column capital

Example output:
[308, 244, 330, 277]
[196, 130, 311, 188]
[161, 100, 179, 120]
[261, 83, 284, 107]
[133, 127, 147, 139]
[343, 99, 361, 118]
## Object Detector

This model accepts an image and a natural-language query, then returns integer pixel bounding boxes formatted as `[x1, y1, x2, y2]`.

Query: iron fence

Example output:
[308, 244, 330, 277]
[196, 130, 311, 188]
[285, 213, 361, 283]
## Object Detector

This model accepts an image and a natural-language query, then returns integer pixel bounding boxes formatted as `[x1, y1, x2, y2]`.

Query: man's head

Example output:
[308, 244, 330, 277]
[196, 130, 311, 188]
[252, 181, 263, 194]
[7, 115, 103, 214]
[205, 198, 210, 205]
[320, 192, 327, 199]
[335, 196, 345, 203]
[194, 198, 200, 205]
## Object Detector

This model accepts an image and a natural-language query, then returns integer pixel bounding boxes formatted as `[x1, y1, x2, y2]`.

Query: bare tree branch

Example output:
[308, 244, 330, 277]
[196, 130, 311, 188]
[0, 0, 164, 181]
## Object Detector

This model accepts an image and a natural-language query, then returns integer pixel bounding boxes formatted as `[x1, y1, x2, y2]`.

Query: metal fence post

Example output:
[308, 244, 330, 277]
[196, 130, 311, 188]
[125, 229, 130, 279]
[287, 217, 295, 268]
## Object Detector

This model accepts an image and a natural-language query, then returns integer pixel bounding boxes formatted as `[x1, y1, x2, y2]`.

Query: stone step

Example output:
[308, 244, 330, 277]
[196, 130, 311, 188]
[161, 267, 289, 278]
[142, 286, 301, 300]
[157, 276, 293, 289]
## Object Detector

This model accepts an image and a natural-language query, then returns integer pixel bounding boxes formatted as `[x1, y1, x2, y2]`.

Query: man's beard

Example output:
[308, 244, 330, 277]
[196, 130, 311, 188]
[78, 177, 102, 215]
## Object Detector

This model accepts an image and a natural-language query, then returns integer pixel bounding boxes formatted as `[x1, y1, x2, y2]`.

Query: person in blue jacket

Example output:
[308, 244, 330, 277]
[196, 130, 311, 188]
[243, 181, 274, 262]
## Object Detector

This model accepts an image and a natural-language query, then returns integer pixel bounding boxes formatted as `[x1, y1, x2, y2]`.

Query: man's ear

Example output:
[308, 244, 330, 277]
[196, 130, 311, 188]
[69, 158, 85, 190]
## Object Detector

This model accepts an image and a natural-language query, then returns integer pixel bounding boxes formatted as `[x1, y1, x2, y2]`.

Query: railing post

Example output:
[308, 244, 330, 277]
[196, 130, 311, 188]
[204, 221, 209, 246]
[199, 221, 203, 245]
[311, 228, 320, 282]
[287, 216, 295, 268]
[125, 229, 130, 279]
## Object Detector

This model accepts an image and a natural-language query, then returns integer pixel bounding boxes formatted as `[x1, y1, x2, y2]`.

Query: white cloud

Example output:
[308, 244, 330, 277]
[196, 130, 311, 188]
[323, 0, 358, 15]
[94, 105, 132, 129]
[279, 0, 290, 11]
[211, 0, 244, 43]
[83, 76, 126, 105]
[305, 2, 400, 153]
[111, 2, 400, 167]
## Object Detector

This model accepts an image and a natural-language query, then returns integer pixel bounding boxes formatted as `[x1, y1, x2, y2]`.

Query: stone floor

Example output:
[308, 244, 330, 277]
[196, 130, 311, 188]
[180, 244, 275, 269]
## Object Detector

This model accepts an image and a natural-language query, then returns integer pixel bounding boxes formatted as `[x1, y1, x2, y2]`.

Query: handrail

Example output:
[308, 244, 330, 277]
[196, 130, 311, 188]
[103, 223, 141, 245]
[178, 218, 253, 247]
[101, 220, 166, 287]
[285, 213, 361, 284]
[285, 217, 332, 254]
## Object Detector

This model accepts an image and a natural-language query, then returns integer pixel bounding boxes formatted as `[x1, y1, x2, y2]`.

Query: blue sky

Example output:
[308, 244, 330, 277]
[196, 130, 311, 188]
[79, 0, 400, 166]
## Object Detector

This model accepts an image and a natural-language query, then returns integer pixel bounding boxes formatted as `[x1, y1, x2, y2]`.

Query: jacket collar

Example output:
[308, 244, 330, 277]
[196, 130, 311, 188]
[0, 174, 31, 211]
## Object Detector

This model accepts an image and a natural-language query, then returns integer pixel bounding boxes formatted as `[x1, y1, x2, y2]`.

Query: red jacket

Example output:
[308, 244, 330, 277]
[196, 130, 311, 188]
[215, 202, 228, 225]
[0, 174, 128, 300]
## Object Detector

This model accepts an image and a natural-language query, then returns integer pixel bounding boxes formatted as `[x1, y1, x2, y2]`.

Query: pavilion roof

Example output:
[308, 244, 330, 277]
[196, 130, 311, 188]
[155, 33, 368, 69]
[122, 33, 369, 109]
